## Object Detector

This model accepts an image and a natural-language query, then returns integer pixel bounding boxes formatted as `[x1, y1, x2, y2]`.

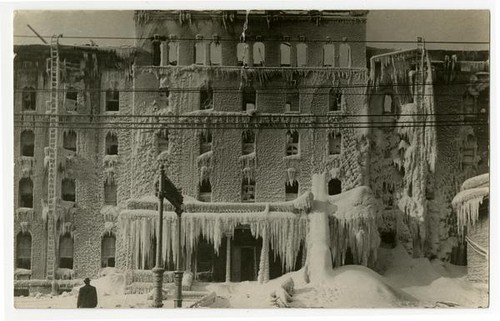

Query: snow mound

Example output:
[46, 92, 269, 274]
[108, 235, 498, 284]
[461, 173, 489, 191]
[90, 269, 126, 297]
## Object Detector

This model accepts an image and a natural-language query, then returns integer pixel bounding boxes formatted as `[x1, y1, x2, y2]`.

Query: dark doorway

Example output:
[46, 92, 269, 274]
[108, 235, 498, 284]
[240, 247, 256, 281]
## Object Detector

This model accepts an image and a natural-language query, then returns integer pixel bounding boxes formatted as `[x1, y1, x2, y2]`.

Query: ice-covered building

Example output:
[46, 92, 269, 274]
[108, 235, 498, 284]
[13, 10, 489, 295]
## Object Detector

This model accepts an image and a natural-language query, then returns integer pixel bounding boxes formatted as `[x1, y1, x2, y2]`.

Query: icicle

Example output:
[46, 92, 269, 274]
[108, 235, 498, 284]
[286, 168, 296, 185]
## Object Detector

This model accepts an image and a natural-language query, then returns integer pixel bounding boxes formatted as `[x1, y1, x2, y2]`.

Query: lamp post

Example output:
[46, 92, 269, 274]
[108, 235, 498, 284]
[152, 165, 165, 308]
[174, 207, 184, 308]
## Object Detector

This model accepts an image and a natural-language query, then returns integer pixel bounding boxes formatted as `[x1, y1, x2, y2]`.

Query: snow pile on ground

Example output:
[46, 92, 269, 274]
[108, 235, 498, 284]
[92, 268, 127, 297]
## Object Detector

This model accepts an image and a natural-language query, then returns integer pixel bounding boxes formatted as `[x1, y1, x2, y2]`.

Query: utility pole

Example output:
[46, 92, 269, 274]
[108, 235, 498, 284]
[151, 165, 166, 308]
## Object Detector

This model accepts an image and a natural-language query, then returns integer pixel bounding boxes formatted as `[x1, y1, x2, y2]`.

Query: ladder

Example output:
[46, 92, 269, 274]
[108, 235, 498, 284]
[46, 35, 61, 281]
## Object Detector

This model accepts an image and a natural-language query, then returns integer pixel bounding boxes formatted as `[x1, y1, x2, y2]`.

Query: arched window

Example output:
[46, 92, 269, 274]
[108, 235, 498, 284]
[285, 89, 299, 113]
[286, 130, 299, 156]
[329, 88, 342, 112]
[105, 88, 119, 112]
[237, 42, 249, 66]
[328, 131, 342, 155]
[242, 85, 256, 112]
[296, 43, 308, 67]
[59, 234, 74, 269]
[63, 130, 77, 152]
[19, 178, 33, 208]
[199, 179, 212, 202]
[253, 41, 265, 66]
[104, 181, 117, 205]
[22, 86, 36, 111]
[339, 43, 351, 68]
[20, 130, 34, 157]
[210, 38, 222, 65]
[383, 94, 394, 114]
[242, 178, 255, 202]
[200, 130, 212, 154]
[323, 43, 335, 67]
[194, 35, 205, 65]
[157, 129, 169, 154]
[200, 82, 213, 110]
[285, 180, 299, 201]
[242, 130, 255, 155]
[101, 234, 116, 268]
[280, 42, 291, 66]
[328, 179, 342, 195]
[61, 178, 76, 202]
[16, 232, 32, 269]
[105, 132, 118, 155]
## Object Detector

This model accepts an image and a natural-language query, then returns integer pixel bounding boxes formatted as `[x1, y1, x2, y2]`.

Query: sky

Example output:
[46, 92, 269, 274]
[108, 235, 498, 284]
[12, 10, 490, 50]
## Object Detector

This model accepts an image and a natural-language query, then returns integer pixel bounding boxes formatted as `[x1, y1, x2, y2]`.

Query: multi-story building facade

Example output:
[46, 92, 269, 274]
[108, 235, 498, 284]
[13, 10, 489, 294]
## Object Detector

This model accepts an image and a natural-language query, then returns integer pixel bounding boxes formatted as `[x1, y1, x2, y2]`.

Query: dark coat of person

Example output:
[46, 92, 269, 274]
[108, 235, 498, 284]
[77, 279, 98, 308]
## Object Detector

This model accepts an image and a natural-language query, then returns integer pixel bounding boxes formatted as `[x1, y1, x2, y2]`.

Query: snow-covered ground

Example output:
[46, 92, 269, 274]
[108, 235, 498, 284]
[14, 244, 488, 309]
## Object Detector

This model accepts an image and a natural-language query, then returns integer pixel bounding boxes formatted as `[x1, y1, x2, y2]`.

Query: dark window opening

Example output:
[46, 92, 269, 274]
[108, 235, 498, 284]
[104, 182, 117, 205]
[286, 130, 299, 156]
[380, 231, 397, 249]
[62, 178, 76, 202]
[328, 178, 342, 196]
[285, 180, 299, 201]
[105, 133, 118, 155]
[285, 90, 299, 113]
[59, 234, 74, 269]
[20, 130, 34, 157]
[101, 235, 116, 268]
[242, 130, 255, 155]
[296, 43, 307, 67]
[66, 86, 78, 101]
[19, 178, 33, 208]
[328, 131, 341, 155]
[105, 89, 119, 112]
[63, 130, 77, 152]
[200, 83, 213, 110]
[242, 85, 256, 112]
[151, 37, 161, 66]
[199, 179, 212, 202]
[329, 89, 342, 112]
[242, 179, 256, 202]
[157, 129, 169, 153]
[22, 87, 36, 111]
[16, 232, 32, 269]
[200, 130, 212, 154]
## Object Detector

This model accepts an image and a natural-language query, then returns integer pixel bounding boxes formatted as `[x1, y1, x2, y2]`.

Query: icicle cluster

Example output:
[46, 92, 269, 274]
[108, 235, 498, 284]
[103, 154, 119, 184]
[20, 156, 35, 178]
[327, 186, 381, 266]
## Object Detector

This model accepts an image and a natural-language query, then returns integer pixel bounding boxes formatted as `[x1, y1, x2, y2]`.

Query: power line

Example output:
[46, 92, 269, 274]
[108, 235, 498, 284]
[13, 34, 490, 45]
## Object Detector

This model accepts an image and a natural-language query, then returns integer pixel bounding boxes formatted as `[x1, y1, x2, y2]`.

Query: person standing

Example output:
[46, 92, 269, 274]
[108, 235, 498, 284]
[77, 277, 98, 308]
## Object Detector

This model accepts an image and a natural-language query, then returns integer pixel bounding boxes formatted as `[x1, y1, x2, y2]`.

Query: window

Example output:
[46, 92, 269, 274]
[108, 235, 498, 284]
[285, 180, 299, 201]
[242, 130, 255, 155]
[59, 234, 74, 269]
[210, 37, 222, 65]
[62, 178, 76, 202]
[20, 130, 34, 157]
[339, 43, 351, 68]
[286, 130, 299, 156]
[22, 87, 36, 111]
[63, 130, 77, 152]
[101, 234, 116, 268]
[200, 130, 212, 154]
[328, 179, 342, 195]
[157, 129, 169, 153]
[329, 88, 342, 112]
[280, 42, 291, 66]
[159, 86, 170, 106]
[104, 182, 117, 205]
[65, 86, 78, 112]
[16, 232, 32, 269]
[323, 43, 335, 67]
[105, 89, 119, 112]
[168, 41, 179, 66]
[19, 178, 33, 208]
[200, 83, 213, 110]
[105, 132, 118, 155]
[237, 42, 249, 66]
[242, 179, 255, 202]
[195, 36, 205, 65]
[296, 43, 307, 67]
[199, 179, 212, 202]
[383, 94, 394, 114]
[253, 41, 265, 66]
[151, 37, 161, 66]
[328, 131, 342, 155]
[285, 89, 299, 113]
[242, 85, 256, 112]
